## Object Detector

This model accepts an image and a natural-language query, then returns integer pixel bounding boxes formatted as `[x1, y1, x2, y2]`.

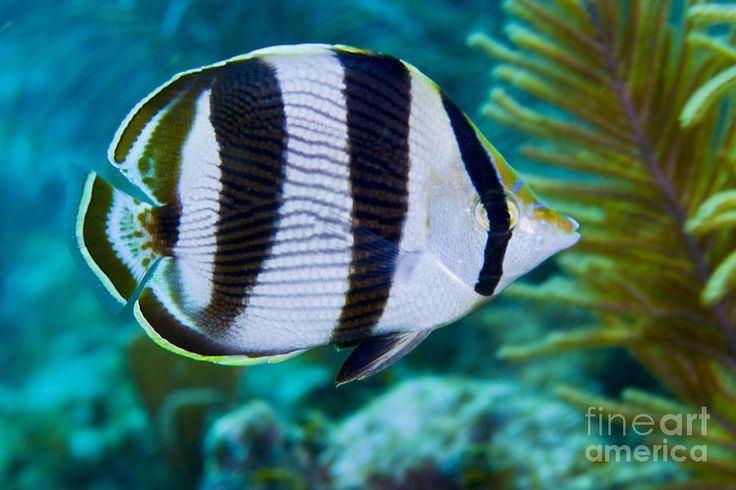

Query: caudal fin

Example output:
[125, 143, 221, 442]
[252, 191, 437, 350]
[74, 172, 161, 306]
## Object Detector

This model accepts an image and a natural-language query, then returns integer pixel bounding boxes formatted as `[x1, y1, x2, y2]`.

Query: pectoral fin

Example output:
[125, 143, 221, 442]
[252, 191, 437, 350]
[336, 329, 433, 386]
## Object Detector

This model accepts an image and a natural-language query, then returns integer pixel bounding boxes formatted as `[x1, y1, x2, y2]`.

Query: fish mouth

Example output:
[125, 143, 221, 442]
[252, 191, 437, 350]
[550, 215, 581, 252]
[556, 229, 581, 253]
[565, 216, 581, 249]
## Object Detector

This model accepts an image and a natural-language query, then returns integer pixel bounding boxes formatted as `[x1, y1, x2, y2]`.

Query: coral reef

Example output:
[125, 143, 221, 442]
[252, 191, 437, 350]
[470, 0, 736, 485]
[323, 378, 591, 489]
[684, 3, 736, 304]
[201, 378, 682, 489]
[201, 401, 308, 490]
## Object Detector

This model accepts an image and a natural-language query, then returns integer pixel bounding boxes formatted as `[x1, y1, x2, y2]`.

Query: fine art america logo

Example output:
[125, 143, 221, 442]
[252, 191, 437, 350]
[585, 406, 709, 463]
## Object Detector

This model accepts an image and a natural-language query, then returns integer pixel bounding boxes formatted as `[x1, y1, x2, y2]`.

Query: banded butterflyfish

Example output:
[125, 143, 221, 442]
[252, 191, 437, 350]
[74, 44, 580, 385]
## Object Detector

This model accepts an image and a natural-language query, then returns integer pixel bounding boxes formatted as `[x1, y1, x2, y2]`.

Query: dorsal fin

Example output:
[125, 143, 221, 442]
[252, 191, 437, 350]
[108, 65, 220, 205]
[336, 329, 433, 386]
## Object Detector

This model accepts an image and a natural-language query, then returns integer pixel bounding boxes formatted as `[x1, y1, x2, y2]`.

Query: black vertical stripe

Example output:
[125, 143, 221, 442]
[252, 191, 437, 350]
[202, 58, 288, 334]
[332, 50, 412, 344]
[441, 94, 511, 296]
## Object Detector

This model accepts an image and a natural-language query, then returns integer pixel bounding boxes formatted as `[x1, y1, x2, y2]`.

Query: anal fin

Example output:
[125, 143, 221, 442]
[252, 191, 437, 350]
[336, 329, 432, 386]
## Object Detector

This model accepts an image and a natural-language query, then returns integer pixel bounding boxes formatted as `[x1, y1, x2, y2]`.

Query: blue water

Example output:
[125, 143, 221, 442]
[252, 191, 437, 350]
[1, 1, 679, 488]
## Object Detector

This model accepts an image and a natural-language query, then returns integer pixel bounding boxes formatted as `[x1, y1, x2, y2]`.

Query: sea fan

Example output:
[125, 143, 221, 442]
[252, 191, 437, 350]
[470, 0, 736, 485]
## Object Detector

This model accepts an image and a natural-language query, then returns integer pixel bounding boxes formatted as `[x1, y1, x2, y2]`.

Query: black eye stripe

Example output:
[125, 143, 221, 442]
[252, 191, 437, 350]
[482, 198, 506, 208]
[442, 93, 512, 297]
[484, 202, 510, 233]
[480, 189, 506, 202]
[487, 229, 513, 238]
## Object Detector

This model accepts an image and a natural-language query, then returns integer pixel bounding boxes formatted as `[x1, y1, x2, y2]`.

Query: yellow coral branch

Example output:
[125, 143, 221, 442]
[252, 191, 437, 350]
[681, 65, 736, 128]
[688, 4, 736, 24]
[704, 250, 736, 305]
[687, 33, 736, 62]
[497, 327, 642, 360]
[473, 1, 736, 479]
[687, 190, 736, 234]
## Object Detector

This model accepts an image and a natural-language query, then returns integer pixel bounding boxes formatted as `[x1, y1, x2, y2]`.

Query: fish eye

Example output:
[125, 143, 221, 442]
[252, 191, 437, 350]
[473, 197, 520, 231]
[473, 198, 490, 231]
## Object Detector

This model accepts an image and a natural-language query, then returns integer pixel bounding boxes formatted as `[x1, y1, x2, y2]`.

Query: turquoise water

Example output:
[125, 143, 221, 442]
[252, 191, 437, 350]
[1, 1, 684, 488]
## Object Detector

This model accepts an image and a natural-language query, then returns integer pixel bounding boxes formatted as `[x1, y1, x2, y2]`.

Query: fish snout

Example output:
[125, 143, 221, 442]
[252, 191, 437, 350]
[527, 204, 581, 255]
[545, 212, 580, 254]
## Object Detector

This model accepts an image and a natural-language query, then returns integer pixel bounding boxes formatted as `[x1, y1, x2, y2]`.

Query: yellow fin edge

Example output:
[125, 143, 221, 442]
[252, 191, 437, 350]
[132, 300, 305, 366]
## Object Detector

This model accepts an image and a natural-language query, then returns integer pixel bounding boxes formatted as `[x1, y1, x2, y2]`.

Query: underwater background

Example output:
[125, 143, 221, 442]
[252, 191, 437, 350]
[3, 0, 736, 488]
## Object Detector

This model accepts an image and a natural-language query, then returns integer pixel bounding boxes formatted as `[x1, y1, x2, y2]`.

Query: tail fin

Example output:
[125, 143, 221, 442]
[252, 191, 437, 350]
[74, 172, 161, 306]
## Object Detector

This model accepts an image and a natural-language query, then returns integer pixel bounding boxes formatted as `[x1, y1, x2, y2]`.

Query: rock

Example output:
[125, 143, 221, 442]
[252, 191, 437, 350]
[322, 377, 586, 489]
[201, 401, 314, 490]
[202, 377, 682, 489]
